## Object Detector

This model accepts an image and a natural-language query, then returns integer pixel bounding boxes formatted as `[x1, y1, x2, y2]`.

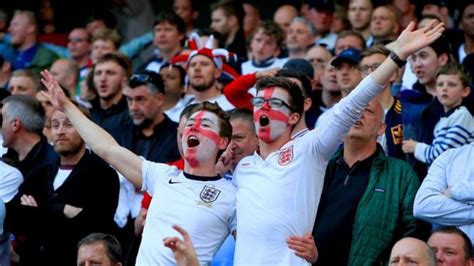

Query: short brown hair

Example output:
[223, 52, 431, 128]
[253, 20, 285, 48]
[256, 76, 304, 115]
[360, 44, 390, 60]
[436, 62, 471, 88]
[92, 29, 122, 50]
[95, 53, 132, 78]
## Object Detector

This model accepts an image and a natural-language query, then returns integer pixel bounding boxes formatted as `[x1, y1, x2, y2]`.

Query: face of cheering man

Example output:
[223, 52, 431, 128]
[187, 55, 220, 92]
[182, 110, 228, 167]
[51, 110, 85, 156]
[252, 86, 299, 143]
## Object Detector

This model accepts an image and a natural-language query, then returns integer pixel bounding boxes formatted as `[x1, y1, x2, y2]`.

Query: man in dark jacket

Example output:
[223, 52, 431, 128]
[313, 99, 424, 265]
[6, 106, 119, 265]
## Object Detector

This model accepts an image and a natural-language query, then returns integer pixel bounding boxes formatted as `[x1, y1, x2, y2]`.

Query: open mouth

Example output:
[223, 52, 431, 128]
[259, 115, 270, 127]
[187, 135, 200, 148]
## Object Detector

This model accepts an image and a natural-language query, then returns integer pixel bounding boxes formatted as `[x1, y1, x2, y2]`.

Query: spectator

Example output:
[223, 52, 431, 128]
[428, 226, 474, 265]
[173, 0, 199, 36]
[313, 99, 422, 265]
[0, 55, 12, 90]
[89, 53, 132, 141]
[6, 106, 119, 265]
[144, 12, 186, 73]
[318, 57, 342, 111]
[334, 30, 367, 56]
[67, 28, 92, 78]
[286, 17, 317, 59]
[330, 4, 350, 34]
[389, 237, 437, 266]
[392, 0, 417, 29]
[273, 4, 299, 39]
[348, 0, 374, 41]
[369, 5, 400, 46]
[49, 59, 80, 99]
[210, 0, 247, 60]
[8, 69, 39, 96]
[7, 10, 58, 76]
[457, 2, 474, 63]
[305, 44, 332, 90]
[159, 63, 194, 123]
[414, 142, 474, 246]
[77, 233, 123, 266]
[0, 89, 10, 156]
[90, 29, 122, 64]
[243, 2, 262, 38]
[1, 95, 58, 178]
[241, 21, 287, 75]
[402, 63, 474, 164]
[187, 47, 236, 110]
[306, 0, 338, 50]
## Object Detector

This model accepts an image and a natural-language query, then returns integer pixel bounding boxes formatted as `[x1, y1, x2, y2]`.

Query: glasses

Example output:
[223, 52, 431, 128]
[251, 97, 294, 111]
[68, 37, 88, 43]
[129, 74, 152, 87]
[360, 63, 381, 74]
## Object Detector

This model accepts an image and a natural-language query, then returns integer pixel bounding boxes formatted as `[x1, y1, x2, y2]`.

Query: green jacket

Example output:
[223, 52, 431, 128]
[328, 146, 421, 266]
[29, 44, 59, 77]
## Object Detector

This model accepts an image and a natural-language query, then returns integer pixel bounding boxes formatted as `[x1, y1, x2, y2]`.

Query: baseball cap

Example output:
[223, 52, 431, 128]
[283, 58, 314, 79]
[331, 48, 361, 67]
[307, 0, 335, 13]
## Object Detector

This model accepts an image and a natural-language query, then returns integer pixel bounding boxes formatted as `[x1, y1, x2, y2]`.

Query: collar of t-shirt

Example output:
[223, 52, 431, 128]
[183, 172, 221, 181]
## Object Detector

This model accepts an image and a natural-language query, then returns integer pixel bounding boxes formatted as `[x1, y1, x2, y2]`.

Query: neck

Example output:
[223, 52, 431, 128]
[288, 49, 307, 59]
[321, 89, 341, 108]
[17, 38, 36, 51]
[184, 162, 218, 176]
[100, 93, 123, 110]
[161, 46, 182, 61]
[194, 85, 221, 102]
[73, 55, 90, 69]
[376, 86, 394, 110]
[60, 146, 86, 165]
[258, 131, 292, 160]
[163, 91, 182, 111]
[225, 28, 238, 46]
[14, 133, 42, 161]
[356, 27, 371, 40]
[464, 36, 474, 54]
[343, 138, 377, 167]
[141, 112, 165, 137]
[292, 114, 307, 135]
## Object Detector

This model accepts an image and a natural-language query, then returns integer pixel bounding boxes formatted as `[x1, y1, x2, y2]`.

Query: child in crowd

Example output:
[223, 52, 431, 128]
[402, 63, 474, 164]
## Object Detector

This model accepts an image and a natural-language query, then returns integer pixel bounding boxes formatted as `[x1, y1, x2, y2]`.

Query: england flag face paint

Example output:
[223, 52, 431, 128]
[253, 87, 292, 143]
[182, 110, 222, 167]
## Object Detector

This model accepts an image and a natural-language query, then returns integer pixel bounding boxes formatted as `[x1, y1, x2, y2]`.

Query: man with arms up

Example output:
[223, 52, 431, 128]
[233, 21, 444, 265]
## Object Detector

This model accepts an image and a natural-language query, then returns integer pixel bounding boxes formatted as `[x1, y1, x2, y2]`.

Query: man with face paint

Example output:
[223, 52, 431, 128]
[232, 20, 445, 265]
[40, 70, 237, 265]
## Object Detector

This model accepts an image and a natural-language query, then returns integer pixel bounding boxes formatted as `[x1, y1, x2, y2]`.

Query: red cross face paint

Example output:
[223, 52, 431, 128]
[182, 110, 222, 167]
[253, 87, 292, 143]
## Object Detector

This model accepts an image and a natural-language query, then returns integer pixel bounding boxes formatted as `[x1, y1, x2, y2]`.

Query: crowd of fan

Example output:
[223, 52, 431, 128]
[0, 0, 473, 265]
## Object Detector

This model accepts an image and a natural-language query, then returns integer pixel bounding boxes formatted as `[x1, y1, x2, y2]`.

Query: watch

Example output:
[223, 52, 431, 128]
[389, 51, 406, 68]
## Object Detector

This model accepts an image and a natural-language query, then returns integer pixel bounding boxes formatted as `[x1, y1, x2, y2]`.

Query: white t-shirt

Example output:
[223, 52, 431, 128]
[0, 161, 23, 203]
[165, 94, 195, 123]
[191, 94, 235, 111]
[241, 58, 288, 75]
[137, 160, 237, 266]
[53, 168, 72, 190]
[233, 76, 384, 265]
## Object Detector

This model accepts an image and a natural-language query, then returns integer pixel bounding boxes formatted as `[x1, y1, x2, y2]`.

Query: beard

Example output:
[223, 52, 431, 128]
[190, 79, 214, 92]
[54, 139, 84, 157]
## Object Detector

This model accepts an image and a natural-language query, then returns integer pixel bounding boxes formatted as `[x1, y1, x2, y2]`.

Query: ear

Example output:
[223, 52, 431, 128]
[389, 69, 398, 83]
[303, 97, 312, 112]
[218, 137, 229, 150]
[229, 15, 238, 28]
[376, 122, 386, 136]
[11, 118, 22, 133]
[192, 11, 199, 21]
[214, 67, 222, 80]
[288, 112, 301, 126]
[155, 92, 165, 107]
[462, 86, 471, 98]
[438, 53, 449, 66]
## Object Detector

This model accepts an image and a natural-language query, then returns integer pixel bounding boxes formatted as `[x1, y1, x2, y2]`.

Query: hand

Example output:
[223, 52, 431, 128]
[402, 139, 417, 154]
[287, 233, 318, 263]
[40, 69, 70, 112]
[20, 195, 38, 207]
[163, 224, 199, 266]
[393, 20, 445, 60]
[256, 67, 280, 79]
[215, 148, 234, 176]
[134, 208, 148, 236]
[63, 204, 83, 218]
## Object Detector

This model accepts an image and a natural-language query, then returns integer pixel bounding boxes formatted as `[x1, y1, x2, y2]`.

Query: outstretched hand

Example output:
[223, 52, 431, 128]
[40, 69, 70, 112]
[163, 224, 199, 266]
[393, 20, 445, 60]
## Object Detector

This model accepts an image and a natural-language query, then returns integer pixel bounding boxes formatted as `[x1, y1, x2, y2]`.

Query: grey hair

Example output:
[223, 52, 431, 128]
[2, 95, 45, 133]
[291, 16, 318, 36]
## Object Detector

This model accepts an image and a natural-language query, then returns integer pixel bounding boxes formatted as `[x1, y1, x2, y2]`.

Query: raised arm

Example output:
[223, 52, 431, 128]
[315, 21, 445, 160]
[40, 70, 144, 188]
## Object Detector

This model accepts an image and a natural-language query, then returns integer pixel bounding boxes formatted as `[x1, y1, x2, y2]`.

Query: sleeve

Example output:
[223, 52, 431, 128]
[119, 32, 153, 59]
[223, 73, 256, 110]
[228, 206, 237, 233]
[413, 150, 474, 226]
[141, 159, 177, 196]
[414, 109, 474, 164]
[450, 182, 474, 204]
[311, 75, 385, 161]
[0, 164, 23, 203]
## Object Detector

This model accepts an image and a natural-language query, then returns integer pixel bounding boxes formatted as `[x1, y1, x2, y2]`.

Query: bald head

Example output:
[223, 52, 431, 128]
[274, 5, 298, 36]
[390, 238, 436, 266]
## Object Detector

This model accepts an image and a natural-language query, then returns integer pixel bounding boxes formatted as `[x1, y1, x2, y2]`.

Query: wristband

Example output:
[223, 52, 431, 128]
[389, 51, 406, 68]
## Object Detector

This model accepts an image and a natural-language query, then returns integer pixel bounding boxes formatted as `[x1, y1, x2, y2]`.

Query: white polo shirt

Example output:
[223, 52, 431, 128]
[233, 75, 384, 265]
[137, 160, 237, 266]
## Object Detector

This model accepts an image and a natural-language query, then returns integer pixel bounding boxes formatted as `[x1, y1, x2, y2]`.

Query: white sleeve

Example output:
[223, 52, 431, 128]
[313, 75, 385, 161]
[451, 181, 474, 204]
[413, 150, 474, 226]
[141, 160, 178, 196]
[0, 163, 23, 203]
